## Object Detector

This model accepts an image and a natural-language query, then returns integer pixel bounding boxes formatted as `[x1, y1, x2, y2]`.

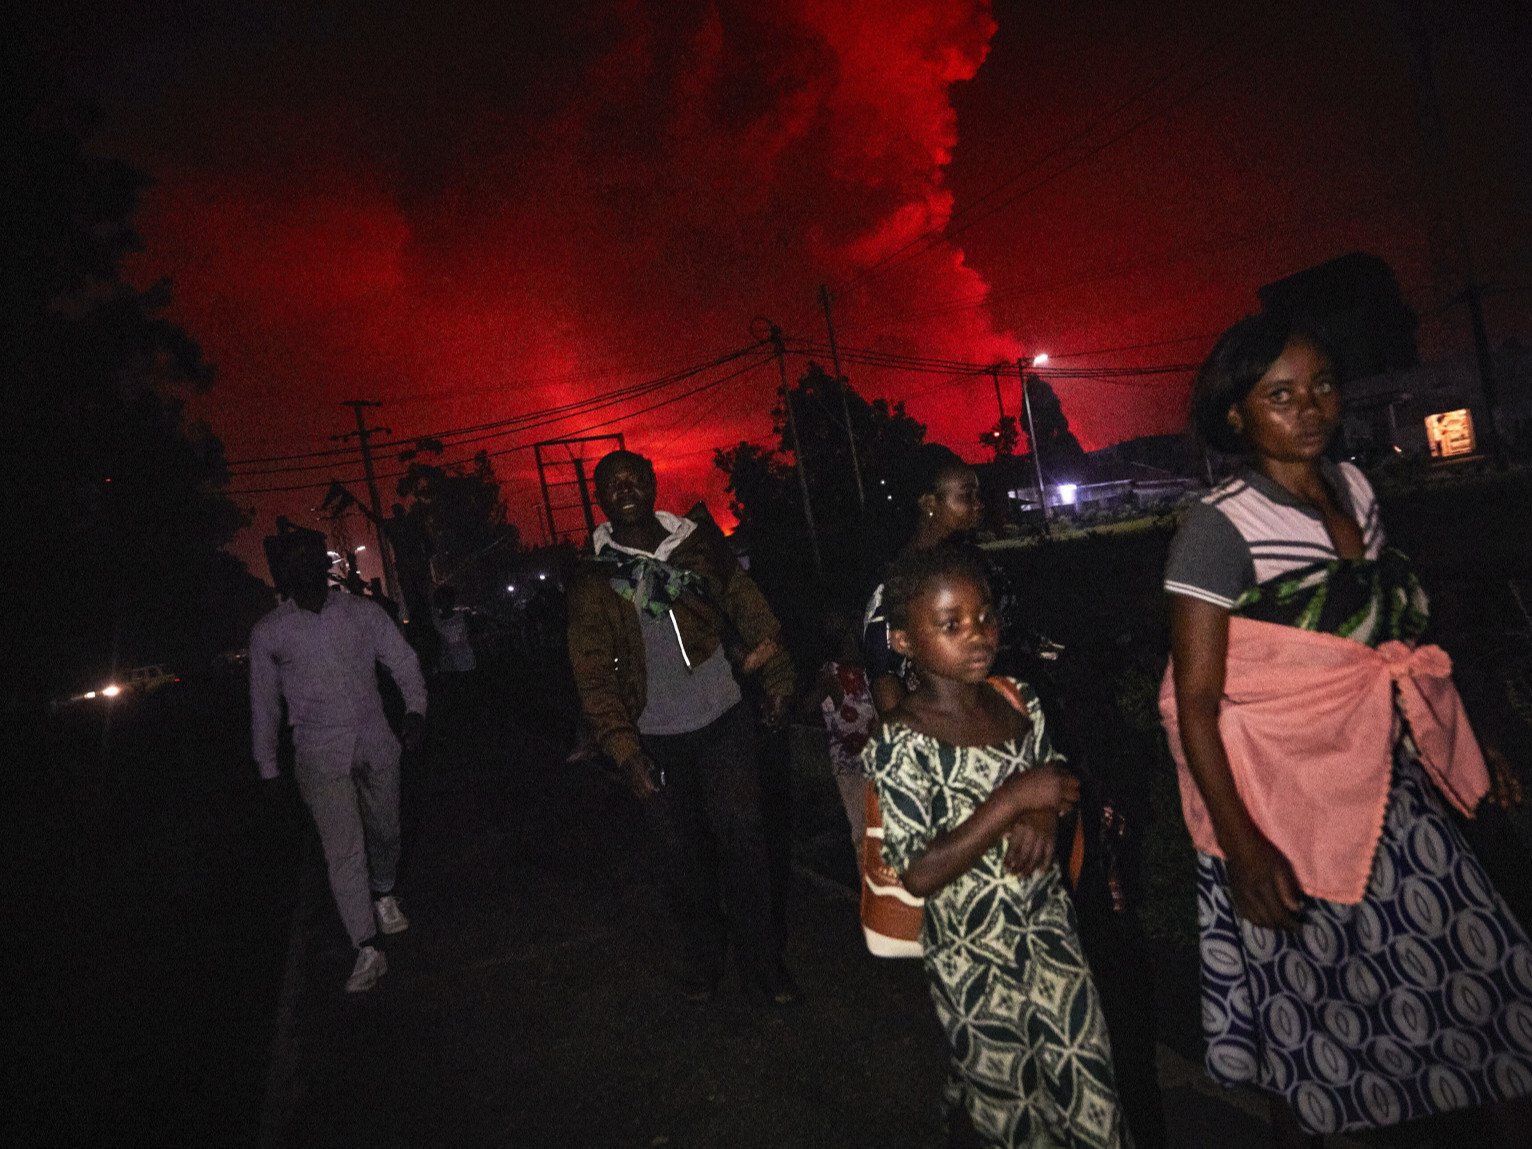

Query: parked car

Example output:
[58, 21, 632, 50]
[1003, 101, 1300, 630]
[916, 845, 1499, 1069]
[125, 665, 177, 694]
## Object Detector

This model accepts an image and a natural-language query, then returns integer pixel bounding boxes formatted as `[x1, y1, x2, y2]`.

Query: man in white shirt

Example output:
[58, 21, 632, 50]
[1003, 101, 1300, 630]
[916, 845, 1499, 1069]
[252, 524, 427, 993]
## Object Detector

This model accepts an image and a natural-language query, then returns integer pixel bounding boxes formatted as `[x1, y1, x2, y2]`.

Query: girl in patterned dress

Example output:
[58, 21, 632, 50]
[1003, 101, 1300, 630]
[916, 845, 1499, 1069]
[1164, 313, 1532, 1147]
[864, 545, 1132, 1149]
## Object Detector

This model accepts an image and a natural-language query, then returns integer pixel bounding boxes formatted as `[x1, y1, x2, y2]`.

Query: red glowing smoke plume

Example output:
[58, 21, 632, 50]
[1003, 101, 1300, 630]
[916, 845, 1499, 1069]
[124, 0, 1031, 551]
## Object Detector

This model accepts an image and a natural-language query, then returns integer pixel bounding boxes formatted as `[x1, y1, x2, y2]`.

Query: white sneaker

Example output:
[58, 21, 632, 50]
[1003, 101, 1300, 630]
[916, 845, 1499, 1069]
[373, 895, 409, 935]
[345, 944, 387, 993]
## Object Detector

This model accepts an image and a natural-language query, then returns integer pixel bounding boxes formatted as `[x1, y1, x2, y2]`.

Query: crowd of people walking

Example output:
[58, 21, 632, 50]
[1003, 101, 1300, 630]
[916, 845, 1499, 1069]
[249, 313, 1532, 1148]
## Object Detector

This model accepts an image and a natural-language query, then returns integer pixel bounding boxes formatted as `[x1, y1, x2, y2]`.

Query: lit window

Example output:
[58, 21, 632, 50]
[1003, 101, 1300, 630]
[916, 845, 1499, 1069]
[1424, 410, 1476, 458]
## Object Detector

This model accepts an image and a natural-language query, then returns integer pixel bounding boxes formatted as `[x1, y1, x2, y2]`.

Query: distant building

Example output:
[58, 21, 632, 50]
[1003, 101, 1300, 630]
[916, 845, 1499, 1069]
[1341, 343, 1531, 461]
[978, 443, 1202, 521]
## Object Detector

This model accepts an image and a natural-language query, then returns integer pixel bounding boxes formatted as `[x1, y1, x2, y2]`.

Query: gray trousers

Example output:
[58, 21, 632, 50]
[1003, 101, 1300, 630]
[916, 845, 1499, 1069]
[296, 749, 401, 948]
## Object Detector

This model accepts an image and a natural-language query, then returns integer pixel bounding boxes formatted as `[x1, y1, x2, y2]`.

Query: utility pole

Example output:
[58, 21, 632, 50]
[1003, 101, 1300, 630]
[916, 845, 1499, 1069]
[819, 285, 865, 510]
[989, 364, 1006, 424]
[1017, 360, 1051, 526]
[769, 323, 824, 576]
[1462, 282, 1505, 467]
[336, 400, 405, 613]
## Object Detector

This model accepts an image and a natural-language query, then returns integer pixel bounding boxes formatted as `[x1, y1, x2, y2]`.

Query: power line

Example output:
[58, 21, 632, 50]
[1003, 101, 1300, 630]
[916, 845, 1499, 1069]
[223, 318, 1222, 499]
[785, 336, 1199, 388]
[226, 349, 775, 496]
[469, 353, 775, 466]
[1044, 333, 1224, 359]
[226, 343, 766, 477]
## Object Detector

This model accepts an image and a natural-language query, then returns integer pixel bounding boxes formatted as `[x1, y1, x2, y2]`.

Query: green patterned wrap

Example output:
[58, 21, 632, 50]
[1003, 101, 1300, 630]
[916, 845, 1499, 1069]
[1231, 546, 1429, 648]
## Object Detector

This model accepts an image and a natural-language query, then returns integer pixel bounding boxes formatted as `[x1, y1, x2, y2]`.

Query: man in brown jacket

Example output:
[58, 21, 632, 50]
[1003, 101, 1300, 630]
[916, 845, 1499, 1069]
[567, 449, 797, 1003]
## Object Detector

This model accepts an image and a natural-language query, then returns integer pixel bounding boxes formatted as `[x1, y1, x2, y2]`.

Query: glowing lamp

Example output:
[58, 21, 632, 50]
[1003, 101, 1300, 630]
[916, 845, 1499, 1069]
[1033, 352, 1048, 366]
[538, 573, 547, 580]
[84, 691, 97, 699]
[1056, 483, 1077, 505]
[102, 685, 122, 697]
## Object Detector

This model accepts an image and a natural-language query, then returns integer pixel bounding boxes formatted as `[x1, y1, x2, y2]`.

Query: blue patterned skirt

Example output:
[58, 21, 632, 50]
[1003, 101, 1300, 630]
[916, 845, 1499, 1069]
[1197, 752, 1532, 1135]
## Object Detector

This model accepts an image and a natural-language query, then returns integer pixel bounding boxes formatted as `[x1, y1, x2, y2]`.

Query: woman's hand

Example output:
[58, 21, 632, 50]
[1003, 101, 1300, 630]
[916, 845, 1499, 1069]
[1003, 807, 1058, 877]
[1224, 825, 1303, 930]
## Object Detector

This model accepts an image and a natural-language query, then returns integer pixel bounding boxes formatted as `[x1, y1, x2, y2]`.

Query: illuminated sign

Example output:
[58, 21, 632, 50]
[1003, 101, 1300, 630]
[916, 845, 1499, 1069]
[1424, 409, 1476, 458]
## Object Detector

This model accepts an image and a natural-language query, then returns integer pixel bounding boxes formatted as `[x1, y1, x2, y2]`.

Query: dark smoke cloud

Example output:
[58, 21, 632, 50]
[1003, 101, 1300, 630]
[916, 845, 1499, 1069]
[71, 0, 1527, 562]
[111, 0, 1023, 549]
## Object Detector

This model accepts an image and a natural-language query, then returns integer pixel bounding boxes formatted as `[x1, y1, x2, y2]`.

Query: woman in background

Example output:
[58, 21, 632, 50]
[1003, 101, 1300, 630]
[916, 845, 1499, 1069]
[863, 443, 983, 716]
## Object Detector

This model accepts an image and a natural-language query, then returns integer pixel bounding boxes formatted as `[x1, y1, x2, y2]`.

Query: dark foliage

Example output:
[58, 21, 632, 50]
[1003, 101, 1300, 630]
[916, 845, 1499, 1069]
[393, 444, 521, 608]
[0, 95, 269, 702]
[981, 413, 1021, 460]
[1021, 373, 1086, 471]
[713, 362, 928, 618]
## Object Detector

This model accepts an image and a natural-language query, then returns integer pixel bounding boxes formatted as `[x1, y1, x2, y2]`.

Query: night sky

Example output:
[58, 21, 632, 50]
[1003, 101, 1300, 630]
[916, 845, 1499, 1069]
[27, 0, 1531, 569]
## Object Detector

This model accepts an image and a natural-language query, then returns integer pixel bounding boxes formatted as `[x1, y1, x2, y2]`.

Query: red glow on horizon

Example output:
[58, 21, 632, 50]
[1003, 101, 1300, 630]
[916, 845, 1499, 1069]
[103, 0, 1515, 573]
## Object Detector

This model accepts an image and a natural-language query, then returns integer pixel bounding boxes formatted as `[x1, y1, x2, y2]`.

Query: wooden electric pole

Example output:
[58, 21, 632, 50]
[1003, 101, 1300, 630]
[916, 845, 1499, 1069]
[336, 400, 405, 614]
[769, 323, 824, 576]
[819, 285, 865, 510]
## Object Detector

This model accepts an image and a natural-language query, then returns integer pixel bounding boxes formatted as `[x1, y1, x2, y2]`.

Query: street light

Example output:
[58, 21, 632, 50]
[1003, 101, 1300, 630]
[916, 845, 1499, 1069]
[1033, 352, 1048, 366]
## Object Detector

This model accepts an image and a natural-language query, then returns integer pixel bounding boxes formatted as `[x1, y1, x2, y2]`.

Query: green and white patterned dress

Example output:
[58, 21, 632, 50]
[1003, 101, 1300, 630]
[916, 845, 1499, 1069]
[864, 679, 1131, 1149]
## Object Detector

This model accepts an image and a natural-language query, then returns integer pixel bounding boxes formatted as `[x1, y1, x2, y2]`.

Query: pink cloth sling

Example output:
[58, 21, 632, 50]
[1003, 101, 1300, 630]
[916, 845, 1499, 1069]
[1159, 616, 1489, 904]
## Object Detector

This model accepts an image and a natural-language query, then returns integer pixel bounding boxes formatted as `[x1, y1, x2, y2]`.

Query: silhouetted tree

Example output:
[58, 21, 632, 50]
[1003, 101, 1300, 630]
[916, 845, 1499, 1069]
[394, 444, 520, 607]
[1021, 374, 1086, 475]
[1, 94, 267, 700]
[714, 362, 927, 611]
[981, 414, 1021, 460]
